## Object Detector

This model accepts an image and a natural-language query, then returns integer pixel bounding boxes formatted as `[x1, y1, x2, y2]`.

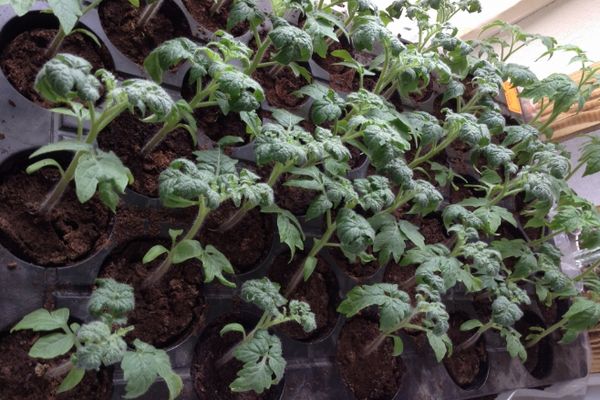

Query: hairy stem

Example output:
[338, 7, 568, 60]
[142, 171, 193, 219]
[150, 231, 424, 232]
[374, 46, 390, 95]
[143, 200, 209, 287]
[408, 133, 457, 169]
[140, 121, 177, 155]
[210, 0, 229, 14]
[45, 28, 66, 58]
[37, 102, 127, 214]
[362, 332, 388, 357]
[455, 322, 494, 352]
[285, 217, 337, 297]
[246, 37, 272, 75]
[216, 314, 268, 368]
[217, 161, 288, 233]
[46, 360, 74, 379]
[526, 318, 567, 348]
[137, 0, 164, 27]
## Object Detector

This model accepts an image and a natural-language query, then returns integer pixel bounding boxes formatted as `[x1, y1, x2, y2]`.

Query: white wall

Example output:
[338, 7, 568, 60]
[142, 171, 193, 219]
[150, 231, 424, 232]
[476, 0, 600, 78]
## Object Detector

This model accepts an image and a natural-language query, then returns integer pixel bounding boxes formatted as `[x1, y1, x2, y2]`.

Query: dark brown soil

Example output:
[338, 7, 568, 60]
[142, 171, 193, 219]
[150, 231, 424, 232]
[268, 253, 338, 341]
[314, 40, 376, 93]
[0, 28, 112, 106]
[99, 0, 191, 65]
[98, 238, 206, 347]
[253, 68, 308, 109]
[0, 330, 113, 400]
[446, 140, 473, 177]
[443, 312, 488, 388]
[200, 200, 273, 273]
[393, 206, 449, 246]
[0, 166, 112, 266]
[191, 318, 278, 400]
[97, 112, 197, 197]
[275, 173, 318, 216]
[384, 263, 416, 299]
[183, 0, 248, 37]
[336, 318, 405, 400]
[330, 246, 380, 279]
[348, 146, 367, 170]
[515, 313, 552, 378]
[180, 79, 250, 145]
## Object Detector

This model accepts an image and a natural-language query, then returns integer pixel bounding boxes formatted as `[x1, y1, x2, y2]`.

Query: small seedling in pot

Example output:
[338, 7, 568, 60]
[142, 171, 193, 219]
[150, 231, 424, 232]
[217, 109, 347, 234]
[11, 278, 182, 399]
[144, 35, 264, 126]
[456, 296, 527, 361]
[337, 283, 452, 362]
[216, 278, 316, 393]
[3, 0, 113, 57]
[246, 17, 313, 80]
[29, 54, 189, 213]
[526, 295, 600, 349]
[142, 147, 274, 287]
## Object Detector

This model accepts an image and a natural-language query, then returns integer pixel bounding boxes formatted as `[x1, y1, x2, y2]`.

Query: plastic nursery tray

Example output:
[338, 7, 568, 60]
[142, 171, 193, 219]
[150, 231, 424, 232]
[0, 2, 590, 399]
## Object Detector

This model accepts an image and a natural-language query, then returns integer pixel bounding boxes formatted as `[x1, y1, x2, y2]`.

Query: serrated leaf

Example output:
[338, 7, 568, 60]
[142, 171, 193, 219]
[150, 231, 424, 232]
[48, 0, 81, 35]
[337, 283, 411, 332]
[199, 245, 236, 288]
[231, 330, 285, 393]
[122, 340, 182, 400]
[426, 331, 448, 362]
[74, 151, 133, 211]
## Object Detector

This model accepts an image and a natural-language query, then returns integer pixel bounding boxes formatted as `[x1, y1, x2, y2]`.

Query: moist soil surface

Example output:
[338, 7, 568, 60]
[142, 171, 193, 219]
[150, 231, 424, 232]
[191, 318, 278, 400]
[99, 0, 191, 65]
[274, 173, 318, 216]
[183, 0, 248, 37]
[313, 40, 376, 93]
[181, 80, 250, 145]
[98, 238, 206, 347]
[268, 253, 338, 341]
[0, 166, 112, 266]
[0, 28, 112, 106]
[200, 200, 273, 273]
[443, 312, 488, 388]
[0, 330, 113, 400]
[97, 113, 197, 197]
[337, 318, 405, 400]
[253, 68, 307, 109]
[330, 245, 380, 280]
[384, 263, 417, 300]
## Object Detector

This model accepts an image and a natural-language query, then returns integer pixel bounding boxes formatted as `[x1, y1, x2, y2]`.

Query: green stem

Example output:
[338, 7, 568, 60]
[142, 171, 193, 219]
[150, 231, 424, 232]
[408, 133, 457, 169]
[246, 37, 272, 75]
[528, 230, 564, 248]
[374, 46, 390, 95]
[141, 120, 177, 155]
[143, 199, 209, 287]
[284, 214, 337, 297]
[137, 0, 164, 27]
[37, 102, 127, 214]
[189, 81, 219, 109]
[210, 0, 228, 14]
[216, 313, 269, 368]
[455, 321, 494, 352]
[46, 28, 66, 58]
[526, 318, 567, 348]
[217, 162, 289, 233]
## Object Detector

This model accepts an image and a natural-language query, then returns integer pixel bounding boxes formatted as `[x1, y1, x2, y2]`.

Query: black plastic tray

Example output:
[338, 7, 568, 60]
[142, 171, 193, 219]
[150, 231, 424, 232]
[0, 2, 589, 399]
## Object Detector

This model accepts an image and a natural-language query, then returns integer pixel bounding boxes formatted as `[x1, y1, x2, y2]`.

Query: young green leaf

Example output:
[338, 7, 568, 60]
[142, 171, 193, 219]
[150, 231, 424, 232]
[269, 18, 313, 65]
[121, 339, 183, 400]
[336, 208, 376, 261]
[11, 308, 69, 332]
[230, 330, 285, 393]
[35, 54, 101, 103]
[240, 278, 287, 316]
